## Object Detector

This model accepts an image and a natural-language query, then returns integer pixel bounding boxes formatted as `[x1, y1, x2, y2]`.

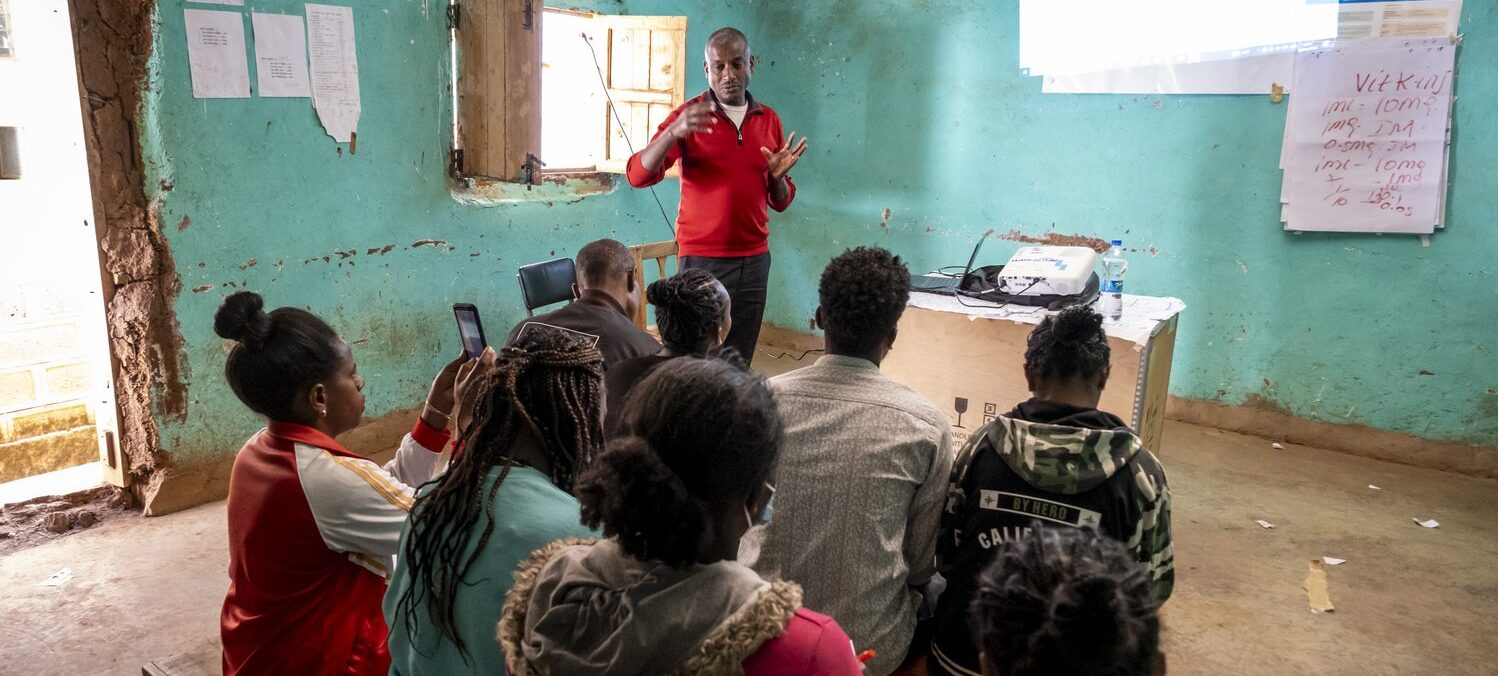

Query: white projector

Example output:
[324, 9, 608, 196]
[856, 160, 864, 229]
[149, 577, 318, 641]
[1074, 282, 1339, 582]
[995, 246, 1098, 296]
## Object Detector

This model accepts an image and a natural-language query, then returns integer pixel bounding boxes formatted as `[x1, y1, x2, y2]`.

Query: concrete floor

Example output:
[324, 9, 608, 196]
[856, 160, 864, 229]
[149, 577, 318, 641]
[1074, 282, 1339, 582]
[0, 418, 1494, 675]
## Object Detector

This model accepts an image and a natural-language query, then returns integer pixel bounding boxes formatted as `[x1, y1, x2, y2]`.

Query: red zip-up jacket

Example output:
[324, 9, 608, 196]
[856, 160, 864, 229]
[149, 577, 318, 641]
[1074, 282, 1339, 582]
[221, 419, 448, 675]
[626, 90, 797, 258]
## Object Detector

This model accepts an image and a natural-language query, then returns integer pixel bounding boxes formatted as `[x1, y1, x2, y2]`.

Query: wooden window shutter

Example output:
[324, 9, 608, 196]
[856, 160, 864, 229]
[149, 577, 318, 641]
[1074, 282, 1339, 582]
[456, 0, 542, 181]
[592, 16, 687, 174]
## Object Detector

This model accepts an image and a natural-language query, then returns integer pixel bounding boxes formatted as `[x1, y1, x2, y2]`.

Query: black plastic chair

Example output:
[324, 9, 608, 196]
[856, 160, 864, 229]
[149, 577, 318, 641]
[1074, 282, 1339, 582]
[517, 257, 576, 316]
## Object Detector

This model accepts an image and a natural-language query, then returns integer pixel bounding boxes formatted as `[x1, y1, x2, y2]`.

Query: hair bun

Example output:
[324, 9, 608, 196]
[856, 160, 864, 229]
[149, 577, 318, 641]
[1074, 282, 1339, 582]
[646, 278, 681, 308]
[575, 435, 708, 568]
[1051, 305, 1104, 343]
[214, 291, 272, 348]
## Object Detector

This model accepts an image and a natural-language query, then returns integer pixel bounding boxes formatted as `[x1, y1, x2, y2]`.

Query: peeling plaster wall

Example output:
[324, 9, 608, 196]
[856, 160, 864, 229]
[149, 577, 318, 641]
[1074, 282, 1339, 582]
[69, 0, 188, 489]
[743, 1, 1498, 449]
[135, 0, 739, 506]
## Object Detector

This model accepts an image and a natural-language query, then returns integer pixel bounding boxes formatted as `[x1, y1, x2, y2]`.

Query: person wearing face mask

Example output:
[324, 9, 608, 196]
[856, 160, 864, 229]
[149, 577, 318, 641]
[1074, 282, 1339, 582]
[626, 27, 808, 366]
[602, 268, 732, 437]
[499, 357, 863, 675]
[212, 291, 468, 675]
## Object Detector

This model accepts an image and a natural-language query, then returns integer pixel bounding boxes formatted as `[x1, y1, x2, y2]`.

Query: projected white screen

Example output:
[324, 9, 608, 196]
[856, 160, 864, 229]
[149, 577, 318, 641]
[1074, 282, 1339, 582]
[1020, 0, 1338, 76]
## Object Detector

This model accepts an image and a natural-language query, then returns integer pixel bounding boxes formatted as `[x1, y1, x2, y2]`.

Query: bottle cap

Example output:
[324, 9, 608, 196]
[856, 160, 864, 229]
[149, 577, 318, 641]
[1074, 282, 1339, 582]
[1111, 239, 1123, 246]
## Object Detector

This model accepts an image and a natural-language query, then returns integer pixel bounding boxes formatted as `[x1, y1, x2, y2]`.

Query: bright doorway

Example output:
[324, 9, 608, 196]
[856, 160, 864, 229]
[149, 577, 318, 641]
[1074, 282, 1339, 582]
[0, 0, 119, 505]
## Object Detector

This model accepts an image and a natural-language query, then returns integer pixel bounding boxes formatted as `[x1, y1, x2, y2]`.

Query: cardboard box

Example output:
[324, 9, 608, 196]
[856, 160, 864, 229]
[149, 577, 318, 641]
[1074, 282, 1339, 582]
[882, 301, 1180, 453]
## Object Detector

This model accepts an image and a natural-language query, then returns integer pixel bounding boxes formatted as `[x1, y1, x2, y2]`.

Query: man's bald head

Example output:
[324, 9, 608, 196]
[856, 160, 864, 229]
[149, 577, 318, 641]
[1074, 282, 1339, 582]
[705, 27, 750, 59]
[576, 239, 634, 289]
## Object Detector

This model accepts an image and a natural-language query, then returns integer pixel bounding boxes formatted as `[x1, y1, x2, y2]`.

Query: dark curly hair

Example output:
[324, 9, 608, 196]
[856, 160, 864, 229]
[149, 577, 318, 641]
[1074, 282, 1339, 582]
[1025, 305, 1110, 384]
[213, 291, 343, 421]
[647, 268, 728, 355]
[576, 357, 781, 568]
[818, 246, 910, 356]
[971, 525, 1160, 676]
[394, 327, 604, 662]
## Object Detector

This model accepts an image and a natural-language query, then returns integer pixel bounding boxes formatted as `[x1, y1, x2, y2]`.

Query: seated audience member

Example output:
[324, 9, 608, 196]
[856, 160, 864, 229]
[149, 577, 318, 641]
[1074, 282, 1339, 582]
[385, 329, 604, 675]
[604, 267, 731, 434]
[214, 291, 463, 675]
[929, 305, 1173, 676]
[739, 246, 952, 676]
[970, 526, 1164, 676]
[499, 358, 863, 675]
[506, 238, 660, 368]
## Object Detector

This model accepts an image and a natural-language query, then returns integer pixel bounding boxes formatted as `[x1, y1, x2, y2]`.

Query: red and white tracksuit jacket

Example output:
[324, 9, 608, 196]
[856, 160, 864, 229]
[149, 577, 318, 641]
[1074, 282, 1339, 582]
[220, 419, 449, 675]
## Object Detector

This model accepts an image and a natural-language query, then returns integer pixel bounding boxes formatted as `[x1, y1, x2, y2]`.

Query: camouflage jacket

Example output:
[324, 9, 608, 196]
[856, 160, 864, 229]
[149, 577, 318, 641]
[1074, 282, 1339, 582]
[928, 403, 1173, 676]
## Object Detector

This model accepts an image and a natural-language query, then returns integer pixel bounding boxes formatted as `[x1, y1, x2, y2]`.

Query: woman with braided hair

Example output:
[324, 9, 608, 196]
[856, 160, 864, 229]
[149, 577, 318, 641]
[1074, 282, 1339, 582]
[604, 267, 733, 435]
[970, 526, 1164, 676]
[499, 357, 862, 675]
[384, 327, 605, 676]
[928, 305, 1173, 676]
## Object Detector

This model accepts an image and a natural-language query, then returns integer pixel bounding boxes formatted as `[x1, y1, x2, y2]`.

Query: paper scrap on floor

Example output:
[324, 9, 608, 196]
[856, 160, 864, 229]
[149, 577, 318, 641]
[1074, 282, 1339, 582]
[1306, 559, 1335, 613]
[1323, 557, 1347, 566]
[1413, 518, 1440, 528]
[39, 567, 73, 587]
[1271, 442, 1284, 449]
[1255, 519, 1276, 529]
[1369, 484, 1383, 490]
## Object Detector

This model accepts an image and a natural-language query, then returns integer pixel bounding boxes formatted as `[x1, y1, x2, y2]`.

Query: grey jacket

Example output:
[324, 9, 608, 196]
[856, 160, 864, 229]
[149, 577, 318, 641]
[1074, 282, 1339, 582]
[739, 355, 954, 675]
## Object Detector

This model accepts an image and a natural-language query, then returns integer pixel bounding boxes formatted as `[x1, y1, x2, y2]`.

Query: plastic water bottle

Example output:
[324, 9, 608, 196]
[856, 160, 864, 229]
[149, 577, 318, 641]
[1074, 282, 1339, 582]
[1100, 239, 1128, 320]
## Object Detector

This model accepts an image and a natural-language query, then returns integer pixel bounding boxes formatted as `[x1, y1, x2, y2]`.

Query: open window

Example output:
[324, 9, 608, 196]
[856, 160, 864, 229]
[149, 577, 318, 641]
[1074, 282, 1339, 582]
[0, 0, 13, 59]
[449, 1, 686, 182]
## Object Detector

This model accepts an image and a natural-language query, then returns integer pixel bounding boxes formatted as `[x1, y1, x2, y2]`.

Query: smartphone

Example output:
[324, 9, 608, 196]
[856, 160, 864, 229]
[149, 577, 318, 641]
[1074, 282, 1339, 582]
[452, 303, 488, 360]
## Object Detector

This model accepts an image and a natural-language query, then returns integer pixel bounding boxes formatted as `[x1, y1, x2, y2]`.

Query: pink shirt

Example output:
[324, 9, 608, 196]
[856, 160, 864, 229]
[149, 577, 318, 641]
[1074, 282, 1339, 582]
[743, 607, 865, 675]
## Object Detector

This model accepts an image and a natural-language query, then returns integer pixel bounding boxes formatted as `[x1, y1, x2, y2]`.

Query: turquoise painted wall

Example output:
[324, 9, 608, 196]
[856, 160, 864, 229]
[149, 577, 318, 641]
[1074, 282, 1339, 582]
[144, 0, 728, 461]
[737, 1, 1498, 447]
[144, 0, 1496, 466]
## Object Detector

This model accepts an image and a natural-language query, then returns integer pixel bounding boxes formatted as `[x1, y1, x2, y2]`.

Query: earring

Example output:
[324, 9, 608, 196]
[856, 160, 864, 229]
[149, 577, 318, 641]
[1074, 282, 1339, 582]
[318, 408, 327, 418]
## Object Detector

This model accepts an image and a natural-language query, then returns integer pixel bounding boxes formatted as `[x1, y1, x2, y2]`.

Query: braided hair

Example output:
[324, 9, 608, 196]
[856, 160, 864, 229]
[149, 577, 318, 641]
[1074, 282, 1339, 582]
[394, 327, 604, 662]
[970, 525, 1160, 676]
[1024, 305, 1111, 384]
[648, 268, 728, 355]
[576, 357, 781, 568]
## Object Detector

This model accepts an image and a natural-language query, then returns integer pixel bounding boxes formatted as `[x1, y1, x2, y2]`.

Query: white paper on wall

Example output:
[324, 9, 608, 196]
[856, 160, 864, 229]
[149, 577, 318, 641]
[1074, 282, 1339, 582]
[305, 4, 360, 142]
[252, 13, 312, 98]
[184, 8, 250, 99]
[1281, 38, 1454, 233]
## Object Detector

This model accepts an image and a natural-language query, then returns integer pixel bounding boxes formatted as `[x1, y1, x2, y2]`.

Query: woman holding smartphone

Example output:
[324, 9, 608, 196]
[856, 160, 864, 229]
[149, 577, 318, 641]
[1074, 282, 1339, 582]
[214, 291, 468, 676]
[386, 327, 605, 676]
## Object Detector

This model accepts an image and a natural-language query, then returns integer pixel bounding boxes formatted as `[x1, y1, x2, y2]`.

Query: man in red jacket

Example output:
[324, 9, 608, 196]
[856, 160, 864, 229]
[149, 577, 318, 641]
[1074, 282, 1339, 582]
[627, 27, 808, 365]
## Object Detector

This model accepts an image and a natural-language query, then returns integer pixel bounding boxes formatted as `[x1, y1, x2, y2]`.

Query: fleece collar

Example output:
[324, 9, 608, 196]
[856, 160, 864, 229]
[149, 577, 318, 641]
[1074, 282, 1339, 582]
[499, 538, 802, 675]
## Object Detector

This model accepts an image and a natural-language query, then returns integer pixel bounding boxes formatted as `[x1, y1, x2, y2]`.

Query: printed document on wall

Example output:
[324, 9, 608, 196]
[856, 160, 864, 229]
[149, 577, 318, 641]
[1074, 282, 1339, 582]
[1282, 38, 1454, 233]
[252, 13, 311, 98]
[305, 4, 359, 142]
[184, 9, 250, 98]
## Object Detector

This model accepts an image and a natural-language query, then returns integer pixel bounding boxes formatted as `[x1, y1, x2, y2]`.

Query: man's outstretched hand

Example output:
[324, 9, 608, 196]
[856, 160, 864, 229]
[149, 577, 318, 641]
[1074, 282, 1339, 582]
[761, 132, 809, 180]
